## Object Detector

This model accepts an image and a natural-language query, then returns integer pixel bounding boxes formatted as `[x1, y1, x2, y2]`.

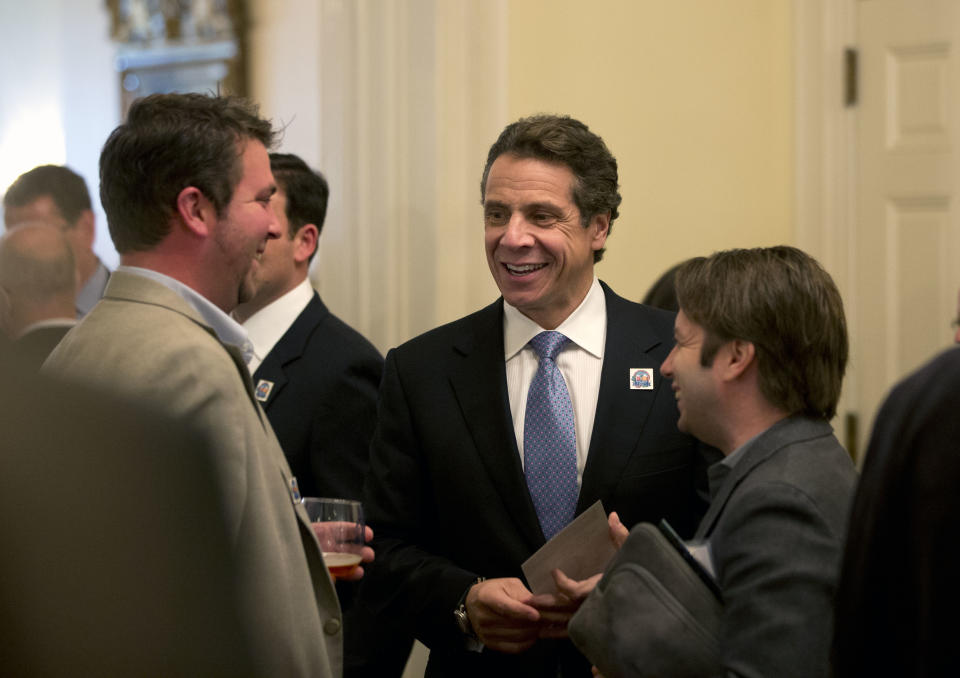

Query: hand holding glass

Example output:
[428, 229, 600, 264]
[302, 497, 367, 579]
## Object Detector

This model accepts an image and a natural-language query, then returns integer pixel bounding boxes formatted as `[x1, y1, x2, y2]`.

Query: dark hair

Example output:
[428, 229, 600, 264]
[268, 153, 329, 264]
[641, 261, 686, 312]
[99, 93, 275, 253]
[675, 246, 848, 420]
[3, 165, 92, 225]
[480, 114, 621, 263]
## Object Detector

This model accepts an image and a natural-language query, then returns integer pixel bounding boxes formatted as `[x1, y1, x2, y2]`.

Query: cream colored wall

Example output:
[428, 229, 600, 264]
[249, 0, 795, 352]
[505, 0, 795, 302]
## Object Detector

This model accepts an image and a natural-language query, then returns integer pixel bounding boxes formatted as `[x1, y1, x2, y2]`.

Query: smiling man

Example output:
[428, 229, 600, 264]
[361, 115, 713, 677]
[232, 153, 408, 677]
[43, 94, 343, 677]
[658, 246, 856, 677]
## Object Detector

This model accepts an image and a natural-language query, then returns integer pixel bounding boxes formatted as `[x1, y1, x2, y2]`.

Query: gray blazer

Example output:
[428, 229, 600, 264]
[696, 416, 856, 678]
[44, 271, 342, 677]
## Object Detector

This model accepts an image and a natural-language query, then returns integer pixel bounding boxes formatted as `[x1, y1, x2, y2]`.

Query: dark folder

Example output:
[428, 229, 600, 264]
[568, 521, 723, 678]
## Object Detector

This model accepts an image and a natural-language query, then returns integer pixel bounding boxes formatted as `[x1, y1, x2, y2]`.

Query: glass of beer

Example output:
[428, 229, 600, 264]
[302, 497, 365, 579]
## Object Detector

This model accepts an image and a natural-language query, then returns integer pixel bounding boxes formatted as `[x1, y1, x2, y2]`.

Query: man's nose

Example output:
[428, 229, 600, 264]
[660, 348, 675, 377]
[500, 214, 533, 248]
[266, 213, 282, 240]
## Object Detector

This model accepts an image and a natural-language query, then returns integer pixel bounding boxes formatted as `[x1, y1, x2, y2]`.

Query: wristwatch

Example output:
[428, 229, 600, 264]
[453, 576, 486, 638]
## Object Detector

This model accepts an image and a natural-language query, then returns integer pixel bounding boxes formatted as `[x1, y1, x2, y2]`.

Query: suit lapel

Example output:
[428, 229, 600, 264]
[693, 416, 832, 539]
[252, 292, 328, 410]
[578, 283, 667, 512]
[105, 271, 270, 430]
[223, 343, 272, 429]
[448, 300, 545, 550]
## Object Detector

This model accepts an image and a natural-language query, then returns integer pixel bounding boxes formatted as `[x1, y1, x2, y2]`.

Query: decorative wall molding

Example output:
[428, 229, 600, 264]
[312, 0, 507, 352]
[793, 0, 858, 447]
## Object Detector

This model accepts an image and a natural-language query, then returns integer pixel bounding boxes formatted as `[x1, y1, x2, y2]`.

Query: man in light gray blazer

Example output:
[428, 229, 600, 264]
[568, 246, 856, 677]
[44, 93, 345, 677]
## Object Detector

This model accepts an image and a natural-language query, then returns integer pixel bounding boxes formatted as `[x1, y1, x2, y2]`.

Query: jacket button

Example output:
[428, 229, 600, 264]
[323, 618, 341, 636]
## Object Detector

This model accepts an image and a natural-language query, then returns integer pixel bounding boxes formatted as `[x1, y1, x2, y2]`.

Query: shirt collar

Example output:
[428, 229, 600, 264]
[117, 265, 255, 364]
[76, 259, 109, 316]
[238, 277, 314, 364]
[503, 277, 606, 359]
[707, 430, 764, 500]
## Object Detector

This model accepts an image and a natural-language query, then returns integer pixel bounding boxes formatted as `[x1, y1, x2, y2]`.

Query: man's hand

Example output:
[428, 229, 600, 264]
[529, 569, 602, 638]
[528, 510, 630, 638]
[465, 577, 541, 653]
[312, 523, 375, 581]
[608, 510, 628, 548]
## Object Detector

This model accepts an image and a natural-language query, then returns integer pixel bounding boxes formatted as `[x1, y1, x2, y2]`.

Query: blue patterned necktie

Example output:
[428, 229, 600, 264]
[524, 331, 578, 541]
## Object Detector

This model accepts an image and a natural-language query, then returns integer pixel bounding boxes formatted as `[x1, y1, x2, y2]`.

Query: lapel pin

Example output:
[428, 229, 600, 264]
[255, 379, 274, 402]
[629, 368, 655, 390]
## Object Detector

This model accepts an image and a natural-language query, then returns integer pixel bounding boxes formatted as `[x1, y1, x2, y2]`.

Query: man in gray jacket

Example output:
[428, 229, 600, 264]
[568, 246, 856, 678]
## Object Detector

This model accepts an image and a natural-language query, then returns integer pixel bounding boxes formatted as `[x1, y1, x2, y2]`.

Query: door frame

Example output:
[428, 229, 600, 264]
[794, 0, 860, 457]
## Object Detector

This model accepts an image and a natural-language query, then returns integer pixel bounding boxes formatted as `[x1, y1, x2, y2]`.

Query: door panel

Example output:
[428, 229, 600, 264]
[855, 0, 959, 459]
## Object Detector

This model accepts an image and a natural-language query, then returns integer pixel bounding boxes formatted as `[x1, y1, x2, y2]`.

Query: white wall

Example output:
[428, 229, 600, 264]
[0, 0, 119, 267]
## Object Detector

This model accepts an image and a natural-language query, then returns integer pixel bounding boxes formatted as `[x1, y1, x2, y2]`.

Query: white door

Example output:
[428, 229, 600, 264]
[853, 0, 960, 458]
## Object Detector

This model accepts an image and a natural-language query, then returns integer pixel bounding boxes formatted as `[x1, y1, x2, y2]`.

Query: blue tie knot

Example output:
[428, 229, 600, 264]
[530, 331, 569, 362]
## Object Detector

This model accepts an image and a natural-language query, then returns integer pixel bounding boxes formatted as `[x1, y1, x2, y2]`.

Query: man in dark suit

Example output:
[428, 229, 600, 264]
[233, 153, 407, 677]
[234, 153, 383, 501]
[361, 115, 712, 677]
[832, 345, 960, 677]
[0, 221, 77, 369]
[4, 165, 110, 317]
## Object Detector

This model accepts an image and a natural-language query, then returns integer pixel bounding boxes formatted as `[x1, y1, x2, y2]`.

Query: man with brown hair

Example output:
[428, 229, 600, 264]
[568, 246, 856, 678]
[658, 246, 856, 677]
[4, 165, 109, 317]
[44, 93, 344, 677]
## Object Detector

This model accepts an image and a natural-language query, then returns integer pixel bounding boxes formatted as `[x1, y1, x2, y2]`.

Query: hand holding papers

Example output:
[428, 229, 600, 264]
[462, 502, 622, 652]
[520, 501, 622, 638]
[522, 501, 619, 595]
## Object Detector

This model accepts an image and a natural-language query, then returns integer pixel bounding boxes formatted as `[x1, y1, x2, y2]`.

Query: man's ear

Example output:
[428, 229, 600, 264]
[589, 212, 610, 252]
[721, 339, 757, 381]
[175, 187, 215, 238]
[293, 223, 319, 265]
[75, 209, 96, 249]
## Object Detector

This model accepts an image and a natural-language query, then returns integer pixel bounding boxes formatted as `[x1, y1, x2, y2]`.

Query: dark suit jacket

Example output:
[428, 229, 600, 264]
[253, 291, 383, 500]
[833, 347, 960, 677]
[14, 323, 73, 372]
[251, 292, 409, 678]
[695, 416, 856, 678]
[362, 282, 712, 677]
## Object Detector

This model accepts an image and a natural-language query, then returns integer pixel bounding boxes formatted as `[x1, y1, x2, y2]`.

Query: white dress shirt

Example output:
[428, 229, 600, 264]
[118, 265, 255, 365]
[238, 277, 314, 375]
[504, 277, 607, 486]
